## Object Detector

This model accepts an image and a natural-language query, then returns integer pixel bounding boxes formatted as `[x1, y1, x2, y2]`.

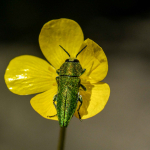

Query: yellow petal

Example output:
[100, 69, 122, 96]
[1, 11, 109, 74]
[78, 39, 108, 82]
[30, 86, 58, 120]
[74, 82, 110, 119]
[4, 55, 57, 95]
[39, 18, 84, 69]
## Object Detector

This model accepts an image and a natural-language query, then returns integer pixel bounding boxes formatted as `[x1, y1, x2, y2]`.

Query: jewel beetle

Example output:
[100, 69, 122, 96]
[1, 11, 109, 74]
[48, 45, 87, 127]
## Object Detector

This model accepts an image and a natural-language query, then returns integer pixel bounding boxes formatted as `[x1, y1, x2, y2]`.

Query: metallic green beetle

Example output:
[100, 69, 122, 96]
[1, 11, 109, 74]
[48, 45, 87, 127]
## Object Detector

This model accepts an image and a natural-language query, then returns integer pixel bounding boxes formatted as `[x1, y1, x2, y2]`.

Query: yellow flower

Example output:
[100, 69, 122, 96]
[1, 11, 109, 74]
[4, 18, 110, 122]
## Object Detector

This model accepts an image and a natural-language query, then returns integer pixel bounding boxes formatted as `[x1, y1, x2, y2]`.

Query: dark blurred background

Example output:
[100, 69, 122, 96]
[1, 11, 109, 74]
[1, 0, 150, 150]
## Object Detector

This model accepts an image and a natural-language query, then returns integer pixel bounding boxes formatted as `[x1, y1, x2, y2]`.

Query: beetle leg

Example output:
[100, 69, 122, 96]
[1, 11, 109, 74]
[47, 114, 57, 118]
[53, 94, 57, 109]
[47, 94, 57, 118]
[48, 77, 59, 118]
[80, 84, 86, 91]
[56, 76, 59, 83]
[56, 69, 60, 75]
[77, 95, 83, 121]
[81, 68, 86, 75]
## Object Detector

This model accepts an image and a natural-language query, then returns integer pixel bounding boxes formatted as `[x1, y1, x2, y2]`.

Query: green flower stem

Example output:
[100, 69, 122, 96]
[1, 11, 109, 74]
[57, 127, 67, 150]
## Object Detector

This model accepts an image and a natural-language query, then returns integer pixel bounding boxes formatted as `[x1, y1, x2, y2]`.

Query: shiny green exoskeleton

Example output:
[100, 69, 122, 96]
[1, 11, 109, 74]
[49, 45, 87, 127]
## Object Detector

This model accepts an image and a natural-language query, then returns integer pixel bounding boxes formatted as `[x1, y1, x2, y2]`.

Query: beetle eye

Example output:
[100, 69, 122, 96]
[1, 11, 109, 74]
[65, 59, 70, 62]
[73, 59, 79, 62]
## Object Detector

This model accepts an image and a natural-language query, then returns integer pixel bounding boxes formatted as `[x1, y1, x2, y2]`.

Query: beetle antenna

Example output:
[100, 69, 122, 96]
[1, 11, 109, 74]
[59, 45, 70, 57]
[76, 45, 87, 58]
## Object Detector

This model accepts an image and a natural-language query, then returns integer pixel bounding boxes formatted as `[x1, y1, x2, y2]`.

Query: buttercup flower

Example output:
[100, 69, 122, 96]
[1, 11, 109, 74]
[4, 18, 110, 123]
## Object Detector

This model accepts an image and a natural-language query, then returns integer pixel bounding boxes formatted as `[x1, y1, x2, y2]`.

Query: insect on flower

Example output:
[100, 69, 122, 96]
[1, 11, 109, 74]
[4, 18, 110, 127]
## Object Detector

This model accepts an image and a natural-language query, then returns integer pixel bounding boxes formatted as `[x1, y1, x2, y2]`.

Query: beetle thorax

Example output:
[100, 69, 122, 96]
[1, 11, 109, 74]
[59, 60, 83, 77]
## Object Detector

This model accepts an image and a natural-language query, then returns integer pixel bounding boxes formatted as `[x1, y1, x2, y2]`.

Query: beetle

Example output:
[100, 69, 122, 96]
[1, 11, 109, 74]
[48, 45, 87, 127]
